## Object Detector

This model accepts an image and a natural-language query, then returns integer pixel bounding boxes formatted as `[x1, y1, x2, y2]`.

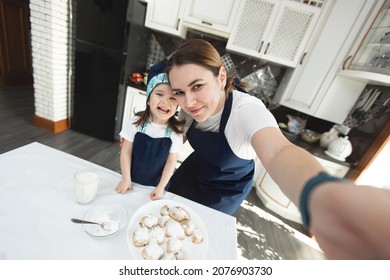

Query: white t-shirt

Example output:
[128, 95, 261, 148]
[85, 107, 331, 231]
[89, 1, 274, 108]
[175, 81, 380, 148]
[180, 90, 278, 160]
[120, 116, 183, 153]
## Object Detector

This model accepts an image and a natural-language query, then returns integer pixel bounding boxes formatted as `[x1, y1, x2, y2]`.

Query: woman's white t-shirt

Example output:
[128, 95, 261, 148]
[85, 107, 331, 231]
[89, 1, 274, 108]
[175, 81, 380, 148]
[180, 90, 278, 160]
[120, 116, 183, 153]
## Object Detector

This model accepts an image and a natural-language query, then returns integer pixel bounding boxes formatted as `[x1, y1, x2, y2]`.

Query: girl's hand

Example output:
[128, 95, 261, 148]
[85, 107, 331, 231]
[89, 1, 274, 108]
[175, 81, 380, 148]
[150, 187, 165, 200]
[119, 137, 124, 148]
[115, 179, 132, 194]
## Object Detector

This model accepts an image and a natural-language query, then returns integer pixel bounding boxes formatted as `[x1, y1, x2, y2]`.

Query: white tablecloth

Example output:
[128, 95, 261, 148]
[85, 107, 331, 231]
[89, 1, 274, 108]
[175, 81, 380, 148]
[0, 142, 238, 260]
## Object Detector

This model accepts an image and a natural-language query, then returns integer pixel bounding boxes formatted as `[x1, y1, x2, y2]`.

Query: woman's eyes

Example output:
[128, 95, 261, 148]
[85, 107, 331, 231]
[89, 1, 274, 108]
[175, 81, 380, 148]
[173, 84, 204, 95]
[173, 90, 184, 96]
[193, 83, 204, 91]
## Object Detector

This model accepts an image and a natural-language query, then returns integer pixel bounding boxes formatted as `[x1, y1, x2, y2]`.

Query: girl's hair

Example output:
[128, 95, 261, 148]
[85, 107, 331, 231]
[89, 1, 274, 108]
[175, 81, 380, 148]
[166, 39, 247, 96]
[132, 97, 185, 135]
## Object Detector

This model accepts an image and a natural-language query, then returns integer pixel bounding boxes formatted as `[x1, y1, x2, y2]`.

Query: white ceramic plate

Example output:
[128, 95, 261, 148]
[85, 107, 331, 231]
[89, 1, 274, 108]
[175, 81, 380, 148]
[127, 199, 208, 260]
[83, 202, 128, 238]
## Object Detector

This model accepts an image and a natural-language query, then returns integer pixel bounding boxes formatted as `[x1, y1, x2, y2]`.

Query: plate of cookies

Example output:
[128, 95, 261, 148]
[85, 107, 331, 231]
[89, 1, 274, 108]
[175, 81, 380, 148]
[127, 199, 208, 260]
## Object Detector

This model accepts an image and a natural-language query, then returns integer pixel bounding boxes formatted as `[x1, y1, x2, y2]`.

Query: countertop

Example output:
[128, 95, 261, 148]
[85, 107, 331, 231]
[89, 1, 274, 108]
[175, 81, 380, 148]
[281, 129, 356, 168]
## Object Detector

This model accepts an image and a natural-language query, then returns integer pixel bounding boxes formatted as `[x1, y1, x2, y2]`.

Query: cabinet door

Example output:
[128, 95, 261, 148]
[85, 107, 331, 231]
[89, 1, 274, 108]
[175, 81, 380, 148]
[254, 155, 349, 223]
[145, 0, 187, 38]
[261, 1, 320, 67]
[341, 0, 390, 86]
[0, 0, 33, 85]
[122, 87, 147, 128]
[274, 0, 377, 122]
[183, 0, 241, 38]
[227, 0, 279, 57]
[227, 0, 321, 67]
[256, 172, 303, 223]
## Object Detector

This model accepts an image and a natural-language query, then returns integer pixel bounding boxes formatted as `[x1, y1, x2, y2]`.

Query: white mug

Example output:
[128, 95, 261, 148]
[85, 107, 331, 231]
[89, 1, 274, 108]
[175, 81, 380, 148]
[74, 169, 99, 204]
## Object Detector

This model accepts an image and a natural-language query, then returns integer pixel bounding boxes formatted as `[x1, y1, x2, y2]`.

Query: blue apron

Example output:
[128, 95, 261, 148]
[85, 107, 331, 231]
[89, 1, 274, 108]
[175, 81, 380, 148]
[168, 92, 254, 215]
[131, 122, 172, 186]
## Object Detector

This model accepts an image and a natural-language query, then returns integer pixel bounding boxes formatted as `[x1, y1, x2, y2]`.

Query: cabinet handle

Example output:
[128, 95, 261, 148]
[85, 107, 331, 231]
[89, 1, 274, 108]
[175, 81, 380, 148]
[342, 55, 352, 70]
[258, 41, 264, 53]
[176, 19, 180, 31]
[264, 42, 270, 54]
[300, 52, 307, 65]
[138, 91, 147, 96]
[201, 20, 212, 26]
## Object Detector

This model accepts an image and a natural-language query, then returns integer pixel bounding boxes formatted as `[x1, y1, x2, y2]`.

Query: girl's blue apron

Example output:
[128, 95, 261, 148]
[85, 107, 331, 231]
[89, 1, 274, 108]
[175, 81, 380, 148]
[168, 92, 254, 215]
[131, 122, 172, 186]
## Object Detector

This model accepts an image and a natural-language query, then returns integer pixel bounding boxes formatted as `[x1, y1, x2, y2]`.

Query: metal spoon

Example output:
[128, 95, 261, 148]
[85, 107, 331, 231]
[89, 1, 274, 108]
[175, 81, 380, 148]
[71, 218, 111, 231]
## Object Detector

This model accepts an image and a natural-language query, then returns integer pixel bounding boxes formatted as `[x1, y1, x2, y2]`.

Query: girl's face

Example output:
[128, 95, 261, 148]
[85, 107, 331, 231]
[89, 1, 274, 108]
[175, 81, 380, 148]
[168, 63, 226, 123]
[148, 83, 178, 124]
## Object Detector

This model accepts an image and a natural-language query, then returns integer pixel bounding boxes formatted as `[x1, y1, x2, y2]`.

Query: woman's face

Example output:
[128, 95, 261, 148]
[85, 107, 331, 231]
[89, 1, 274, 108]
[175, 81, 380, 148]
[148, 83, 178, 124]
[168, 63, 226, 123]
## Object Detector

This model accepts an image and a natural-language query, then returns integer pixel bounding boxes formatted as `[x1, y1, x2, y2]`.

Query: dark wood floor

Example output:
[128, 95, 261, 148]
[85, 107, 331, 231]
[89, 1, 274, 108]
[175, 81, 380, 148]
[0, 85, 322, 259]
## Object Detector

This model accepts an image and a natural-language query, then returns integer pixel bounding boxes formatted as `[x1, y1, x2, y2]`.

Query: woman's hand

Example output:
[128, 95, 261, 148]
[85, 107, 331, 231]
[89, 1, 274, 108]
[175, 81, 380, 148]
[309, 182, 390, 259]
[150, 187, 165, 200]
[115, 178, 132, 194]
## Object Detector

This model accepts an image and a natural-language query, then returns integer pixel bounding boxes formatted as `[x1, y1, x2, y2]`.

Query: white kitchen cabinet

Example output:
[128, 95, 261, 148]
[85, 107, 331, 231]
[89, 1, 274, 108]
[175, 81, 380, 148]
[182, 0, 241, 38]
[144, 0, 187, 38]
[273, 0, 380, 124]
[340, 0, 390, 86]
[122, 86, 147, 129]
[227, 0, 322, 68]
[254, 156, 349, 223]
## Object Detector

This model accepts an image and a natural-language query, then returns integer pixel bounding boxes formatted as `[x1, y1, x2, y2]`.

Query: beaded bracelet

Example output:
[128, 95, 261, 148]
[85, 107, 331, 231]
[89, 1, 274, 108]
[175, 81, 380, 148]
[300, 172, 346, 229]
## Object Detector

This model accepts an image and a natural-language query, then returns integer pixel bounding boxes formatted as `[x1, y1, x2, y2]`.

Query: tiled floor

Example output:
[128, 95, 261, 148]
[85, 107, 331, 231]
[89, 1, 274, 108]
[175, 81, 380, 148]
[235, 189, 323, 260]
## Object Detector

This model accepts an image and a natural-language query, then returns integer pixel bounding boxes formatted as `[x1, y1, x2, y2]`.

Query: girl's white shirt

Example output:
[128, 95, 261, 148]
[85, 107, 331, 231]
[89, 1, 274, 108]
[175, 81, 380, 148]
[120, 117, 183, 153]
[179, 90, 278, 160]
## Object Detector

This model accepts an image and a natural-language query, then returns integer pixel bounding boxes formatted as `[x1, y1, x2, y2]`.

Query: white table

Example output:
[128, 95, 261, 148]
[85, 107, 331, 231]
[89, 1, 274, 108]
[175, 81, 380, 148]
[0, 142, 238, 260]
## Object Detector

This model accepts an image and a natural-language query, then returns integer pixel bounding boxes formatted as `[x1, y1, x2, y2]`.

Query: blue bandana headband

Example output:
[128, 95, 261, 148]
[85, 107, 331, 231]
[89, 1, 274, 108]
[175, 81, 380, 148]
[146, 72, 169, 98]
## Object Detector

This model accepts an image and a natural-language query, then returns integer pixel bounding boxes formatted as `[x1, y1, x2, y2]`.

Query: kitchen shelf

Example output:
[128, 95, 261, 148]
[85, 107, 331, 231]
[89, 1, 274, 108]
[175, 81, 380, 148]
[339, 69, 390, 86]
[348, 2, 390, 78]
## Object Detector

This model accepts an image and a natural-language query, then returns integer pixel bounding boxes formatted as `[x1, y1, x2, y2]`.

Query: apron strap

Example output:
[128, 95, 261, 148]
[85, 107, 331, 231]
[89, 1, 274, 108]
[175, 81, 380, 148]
[138, 121, 148, 133]
[165, 127, 172, 138]
[233, 78, 248, 93]
[219, 92, 233, 133]
[138, 121, 172, 138]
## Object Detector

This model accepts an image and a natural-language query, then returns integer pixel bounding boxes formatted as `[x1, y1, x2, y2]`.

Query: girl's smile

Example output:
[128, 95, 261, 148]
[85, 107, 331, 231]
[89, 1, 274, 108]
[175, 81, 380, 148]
[148, 83, 178, 124]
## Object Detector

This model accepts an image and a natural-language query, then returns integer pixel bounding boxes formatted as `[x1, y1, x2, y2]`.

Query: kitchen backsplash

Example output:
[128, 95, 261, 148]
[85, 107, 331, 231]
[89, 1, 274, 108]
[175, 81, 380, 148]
[346, 86, 389, 162]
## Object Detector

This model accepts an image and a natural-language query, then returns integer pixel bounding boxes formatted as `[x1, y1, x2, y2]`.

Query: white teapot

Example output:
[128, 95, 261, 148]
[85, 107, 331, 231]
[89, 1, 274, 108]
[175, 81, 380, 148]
[319, 127, 339, 148]
[325, 136, 353, 161]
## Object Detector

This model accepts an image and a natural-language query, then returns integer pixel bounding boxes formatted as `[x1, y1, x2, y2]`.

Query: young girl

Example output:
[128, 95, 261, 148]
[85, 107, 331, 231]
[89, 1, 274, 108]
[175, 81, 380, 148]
[116, 62, 184, 200]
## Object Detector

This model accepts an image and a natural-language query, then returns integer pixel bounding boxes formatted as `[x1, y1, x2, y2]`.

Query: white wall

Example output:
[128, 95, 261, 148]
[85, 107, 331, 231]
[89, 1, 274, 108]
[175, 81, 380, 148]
[29, 0, 70, 122]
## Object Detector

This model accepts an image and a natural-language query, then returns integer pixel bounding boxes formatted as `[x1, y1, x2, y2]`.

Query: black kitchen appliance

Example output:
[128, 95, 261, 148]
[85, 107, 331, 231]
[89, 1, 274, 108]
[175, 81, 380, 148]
[71, 0, 149, 141]
[71, 0, 129, 141]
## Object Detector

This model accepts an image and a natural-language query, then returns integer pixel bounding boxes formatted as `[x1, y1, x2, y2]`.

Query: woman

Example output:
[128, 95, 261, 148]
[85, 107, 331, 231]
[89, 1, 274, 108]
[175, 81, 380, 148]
[166, 39, 325, 215]
[165, 39, 390, 259]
